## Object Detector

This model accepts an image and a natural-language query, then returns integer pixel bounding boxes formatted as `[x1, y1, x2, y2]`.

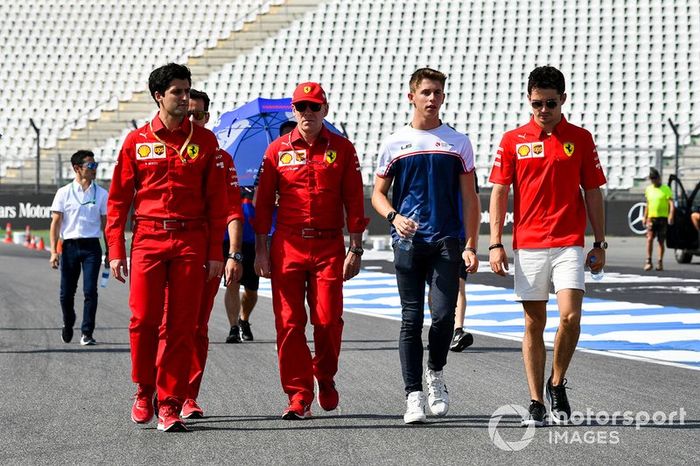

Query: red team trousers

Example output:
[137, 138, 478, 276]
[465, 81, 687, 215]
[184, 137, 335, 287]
[128, 223, 207, 403]
[186, 271, 222, 399]
[270, 231, 345, 404]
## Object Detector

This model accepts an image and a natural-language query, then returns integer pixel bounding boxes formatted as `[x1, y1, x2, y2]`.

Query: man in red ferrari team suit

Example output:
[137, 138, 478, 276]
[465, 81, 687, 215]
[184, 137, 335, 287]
[254, 82, 368, 420]
[106, 63, 227, 432]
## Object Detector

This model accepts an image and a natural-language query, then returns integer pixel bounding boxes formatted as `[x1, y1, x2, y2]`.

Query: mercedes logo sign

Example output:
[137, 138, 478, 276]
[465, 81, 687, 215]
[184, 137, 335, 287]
[628, 202, 647, 235]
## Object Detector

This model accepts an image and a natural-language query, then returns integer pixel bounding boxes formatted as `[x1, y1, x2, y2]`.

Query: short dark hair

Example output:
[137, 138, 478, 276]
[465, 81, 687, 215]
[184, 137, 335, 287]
[71, 150, 94, 167]
[409, 67, 446, 93]
[148, 63, 192, 104]
[527, 66, 566, 95]
[649, 167, 661, 179]
[190, 88, 210, 111]
[279, 120, 297, 136]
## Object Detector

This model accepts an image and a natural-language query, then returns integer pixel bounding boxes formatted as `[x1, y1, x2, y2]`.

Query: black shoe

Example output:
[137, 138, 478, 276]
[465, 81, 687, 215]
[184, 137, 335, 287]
[521, 400, 546, 427]
[546, 377, 571, 424]
[61, 326, 73, 343]
[238, 319, 254, 341]
[449, 328, 474, 352]
[226, 326, 242, 343]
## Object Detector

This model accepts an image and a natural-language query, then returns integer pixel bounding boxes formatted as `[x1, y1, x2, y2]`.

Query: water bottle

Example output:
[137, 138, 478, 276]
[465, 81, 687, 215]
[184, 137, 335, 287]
[589, 256, 604, 281]
[397, 211, 420, 251]
[100, 265, 110, 288]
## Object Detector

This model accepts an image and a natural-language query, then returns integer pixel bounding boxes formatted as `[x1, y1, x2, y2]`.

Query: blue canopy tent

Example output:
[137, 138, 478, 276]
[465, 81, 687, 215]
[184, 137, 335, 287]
[212, 97, 344, 186]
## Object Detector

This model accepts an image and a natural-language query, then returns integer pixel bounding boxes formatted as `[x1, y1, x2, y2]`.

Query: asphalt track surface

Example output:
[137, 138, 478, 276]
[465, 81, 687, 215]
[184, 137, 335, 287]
[1, 237, 698, 465]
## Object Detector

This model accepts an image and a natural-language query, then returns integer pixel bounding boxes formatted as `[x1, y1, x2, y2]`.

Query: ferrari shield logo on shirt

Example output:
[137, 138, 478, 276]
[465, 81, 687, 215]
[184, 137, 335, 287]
[516, 143, 532, 159]
[186, 144, 200, 160]
[563, 142, 575, 156]
[325, 150, 337, 164]
[278, 150, 307, 166]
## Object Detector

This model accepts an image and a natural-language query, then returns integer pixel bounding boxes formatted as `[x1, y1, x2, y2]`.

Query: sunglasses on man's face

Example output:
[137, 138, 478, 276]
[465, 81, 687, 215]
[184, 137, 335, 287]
[188, 110, 209, 121]
[81, 162, 98, 170]
[530, 99, 559, 110]
[294, 102, 323, 113]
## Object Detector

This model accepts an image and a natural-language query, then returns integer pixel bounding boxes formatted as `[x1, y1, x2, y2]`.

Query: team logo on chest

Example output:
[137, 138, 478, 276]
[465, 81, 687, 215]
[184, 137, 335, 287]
[278, 150, 308, 166]
[563, 142, 575, 157]
[325, 150, 337, 164]
[186, 144, 200, 160]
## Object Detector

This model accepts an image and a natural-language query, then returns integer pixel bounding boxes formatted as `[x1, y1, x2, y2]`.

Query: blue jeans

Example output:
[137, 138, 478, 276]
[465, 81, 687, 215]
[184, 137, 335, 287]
[59, 238, 102, 335]
[394, 237, 462, 394]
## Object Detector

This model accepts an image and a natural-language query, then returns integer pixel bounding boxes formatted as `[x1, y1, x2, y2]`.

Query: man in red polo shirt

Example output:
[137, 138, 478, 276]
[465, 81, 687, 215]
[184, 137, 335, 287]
[254, 82, 368, 420]
[107, 63, 227, 432]
[488, 66, 606, 427]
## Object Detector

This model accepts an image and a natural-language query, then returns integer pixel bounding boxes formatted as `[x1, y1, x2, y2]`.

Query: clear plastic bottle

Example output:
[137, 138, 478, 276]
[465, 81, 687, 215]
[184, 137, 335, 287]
[100, 266, 110, 288]
[589, 256, 604, 281]
[397, 211, 420, 251]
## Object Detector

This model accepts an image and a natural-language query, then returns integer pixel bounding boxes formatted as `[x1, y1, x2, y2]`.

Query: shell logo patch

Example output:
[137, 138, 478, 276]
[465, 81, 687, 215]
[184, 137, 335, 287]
[186, 144, 200, 160]
[137, 144, 151, 158]
[563, 142, 575, 157]
[516, 143, 531, 159]
[278, 150, 307, 166]
[303, 86, 312, 94]
[325, 150, 337, 164]
[280, 152, 293, 165]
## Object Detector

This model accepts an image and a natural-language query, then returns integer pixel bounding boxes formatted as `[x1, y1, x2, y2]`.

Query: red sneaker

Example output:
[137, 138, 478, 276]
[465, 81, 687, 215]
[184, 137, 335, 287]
[130, 385, 155, 424]
[317, 380, 339, 411]
[282, 398, 312, 420]
[181, 399, 204, 419]
[157, 402, 188, 432]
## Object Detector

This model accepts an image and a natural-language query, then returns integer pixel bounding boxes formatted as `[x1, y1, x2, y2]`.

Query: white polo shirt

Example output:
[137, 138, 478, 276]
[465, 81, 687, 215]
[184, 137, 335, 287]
[50, 181, 108, 240]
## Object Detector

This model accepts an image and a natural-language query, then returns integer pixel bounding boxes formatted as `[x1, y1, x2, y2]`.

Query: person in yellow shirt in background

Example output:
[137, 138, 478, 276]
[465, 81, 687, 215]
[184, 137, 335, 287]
[643, 167, 674, 271]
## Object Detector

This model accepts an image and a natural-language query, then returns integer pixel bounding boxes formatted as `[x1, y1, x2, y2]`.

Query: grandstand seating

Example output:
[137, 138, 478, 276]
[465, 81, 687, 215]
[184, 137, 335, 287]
[1, 0, 699, 190]
[0, 0, 284, 176]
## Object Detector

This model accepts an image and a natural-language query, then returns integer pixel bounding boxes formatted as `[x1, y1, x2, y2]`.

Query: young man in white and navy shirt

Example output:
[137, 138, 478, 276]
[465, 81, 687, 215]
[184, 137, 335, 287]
[372, 68, 481, 424]
[49, 150, 108, 346]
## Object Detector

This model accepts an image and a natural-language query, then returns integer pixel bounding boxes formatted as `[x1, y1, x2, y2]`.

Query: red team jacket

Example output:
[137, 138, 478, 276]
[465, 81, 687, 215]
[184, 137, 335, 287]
[106, 115, 229, 260]
[253, 126, 368, 235]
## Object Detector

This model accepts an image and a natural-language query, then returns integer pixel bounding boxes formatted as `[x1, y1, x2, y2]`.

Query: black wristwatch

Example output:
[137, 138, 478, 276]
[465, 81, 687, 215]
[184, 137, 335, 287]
[593, 241, 608, 250]
[386, 211, 398, 224]
[227, 252, 243, 263]
[348, 246, 364, 257]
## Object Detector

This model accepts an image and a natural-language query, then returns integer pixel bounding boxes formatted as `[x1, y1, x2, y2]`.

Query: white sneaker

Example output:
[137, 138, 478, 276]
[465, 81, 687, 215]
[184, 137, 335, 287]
[403, 391, 427, 424]
[425, 368, 449, 416]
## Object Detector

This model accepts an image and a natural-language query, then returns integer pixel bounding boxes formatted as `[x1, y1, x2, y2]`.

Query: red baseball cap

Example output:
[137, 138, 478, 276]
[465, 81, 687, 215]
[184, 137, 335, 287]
[291, 82, 327, 104]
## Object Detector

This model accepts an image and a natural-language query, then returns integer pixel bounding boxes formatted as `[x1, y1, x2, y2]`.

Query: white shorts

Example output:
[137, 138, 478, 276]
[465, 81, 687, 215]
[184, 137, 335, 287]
[514, 247, 585, 301]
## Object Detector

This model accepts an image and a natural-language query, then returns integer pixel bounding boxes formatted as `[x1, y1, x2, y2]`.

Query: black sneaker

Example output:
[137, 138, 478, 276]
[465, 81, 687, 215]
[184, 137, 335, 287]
[238, 319, 254, 341]
[521, 400, 546, 427]
[546, 377, 571, 424]
[61, 326, 73, 343]
[226, 326, 241, 344]
[449, 328, 474, 352]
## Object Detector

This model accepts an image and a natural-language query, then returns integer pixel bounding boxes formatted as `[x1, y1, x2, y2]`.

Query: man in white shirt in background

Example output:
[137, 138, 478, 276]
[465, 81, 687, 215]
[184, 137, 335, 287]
[49, 150, 108, 346]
